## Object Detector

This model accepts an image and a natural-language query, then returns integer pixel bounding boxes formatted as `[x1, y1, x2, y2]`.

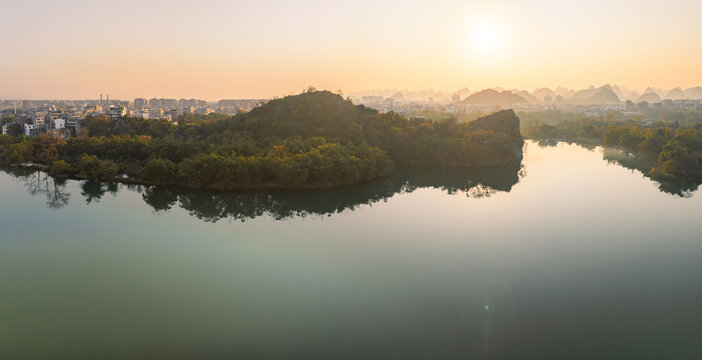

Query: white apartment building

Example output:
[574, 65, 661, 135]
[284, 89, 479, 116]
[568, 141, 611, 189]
[108, 105, 127, 118]
[54, 118, 66, 130]
[24, 123, 38, 137]
[2, 123, 13, 135]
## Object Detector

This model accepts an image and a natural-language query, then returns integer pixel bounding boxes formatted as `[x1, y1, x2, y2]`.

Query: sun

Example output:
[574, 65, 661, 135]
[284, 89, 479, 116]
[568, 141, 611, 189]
[471, 21, 501, 54]
[457, 17, 509, 61]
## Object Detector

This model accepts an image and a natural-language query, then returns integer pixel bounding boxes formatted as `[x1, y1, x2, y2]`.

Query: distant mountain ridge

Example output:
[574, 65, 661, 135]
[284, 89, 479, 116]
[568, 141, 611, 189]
[567, 85, 621, 104]
[515, 90, 540, 104]
[685, 87, 702, 99]
[349, 84, 702, 105]
[637, 91, 661, 103]
[666, 88, 686, 100]
[532, 88, 557, 101]
[459, 89, 528, 106]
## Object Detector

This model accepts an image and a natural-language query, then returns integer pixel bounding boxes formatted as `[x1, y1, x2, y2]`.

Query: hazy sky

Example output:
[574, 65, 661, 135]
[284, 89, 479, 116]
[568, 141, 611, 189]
[2, 0, 701, 100]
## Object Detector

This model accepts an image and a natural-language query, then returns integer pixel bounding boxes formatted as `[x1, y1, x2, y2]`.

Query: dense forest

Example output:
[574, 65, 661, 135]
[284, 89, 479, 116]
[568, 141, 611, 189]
[524, 118, 702, 181]
[0, 90, 524, 190]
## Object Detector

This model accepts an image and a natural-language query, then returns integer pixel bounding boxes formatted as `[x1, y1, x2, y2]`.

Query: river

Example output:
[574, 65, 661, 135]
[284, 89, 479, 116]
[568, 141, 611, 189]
[1, 140, 701, 359]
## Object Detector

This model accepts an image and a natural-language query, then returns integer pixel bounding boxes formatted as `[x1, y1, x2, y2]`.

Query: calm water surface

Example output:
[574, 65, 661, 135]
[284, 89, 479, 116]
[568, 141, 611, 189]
[1, 141, 701, 359]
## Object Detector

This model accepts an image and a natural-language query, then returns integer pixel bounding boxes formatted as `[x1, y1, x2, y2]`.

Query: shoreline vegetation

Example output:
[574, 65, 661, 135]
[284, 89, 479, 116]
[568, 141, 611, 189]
[0, 90, 524, 191]
[523, 117, 702, 182]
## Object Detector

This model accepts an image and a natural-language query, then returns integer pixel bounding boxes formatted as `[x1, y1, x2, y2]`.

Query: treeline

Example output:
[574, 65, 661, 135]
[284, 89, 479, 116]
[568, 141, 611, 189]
[524, 118, 702, 180]
[78, 91, 522, 167]
[517, 110, 586, 128]
[603, 125, 702, 180]
[522, 117, 613, 143]
[519, 109, 702, 128]
[0, 135, 391, 189]
[0, 90, 523, 190]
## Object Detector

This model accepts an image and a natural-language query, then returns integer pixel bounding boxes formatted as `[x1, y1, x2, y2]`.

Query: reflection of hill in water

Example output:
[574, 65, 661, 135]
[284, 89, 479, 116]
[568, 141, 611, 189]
[140, 163, 524, 222]
[2, 163, 523, 222]
[602, 148, 700, 197]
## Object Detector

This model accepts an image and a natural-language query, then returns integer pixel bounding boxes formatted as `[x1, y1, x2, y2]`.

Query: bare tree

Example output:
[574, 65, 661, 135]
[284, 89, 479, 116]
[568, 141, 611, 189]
[22, 171, 71, 209]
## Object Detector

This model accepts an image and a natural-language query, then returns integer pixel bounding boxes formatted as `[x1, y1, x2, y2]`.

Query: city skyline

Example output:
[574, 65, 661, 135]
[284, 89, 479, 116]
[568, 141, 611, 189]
[1, 83, 700, 103]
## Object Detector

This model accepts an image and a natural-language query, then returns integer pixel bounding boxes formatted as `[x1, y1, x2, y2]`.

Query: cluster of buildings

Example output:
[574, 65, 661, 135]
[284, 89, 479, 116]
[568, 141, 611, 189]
[353, 95, 553, 117]
[129, 98, 264, 117]
[542, 95, 566, 108]
[3, 92, 702, 138]
[1, 104, 82, 137]
[0, 96, 266, 138]
[353, 93, 702, 120]
[624, 99, 702, 113]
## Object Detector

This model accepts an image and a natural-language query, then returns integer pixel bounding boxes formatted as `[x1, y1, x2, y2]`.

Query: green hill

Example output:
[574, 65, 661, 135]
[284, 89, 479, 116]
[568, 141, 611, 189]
[238, 91, 524, 165]
[237, 90, 377, 139]
[0, 90, 524, 190]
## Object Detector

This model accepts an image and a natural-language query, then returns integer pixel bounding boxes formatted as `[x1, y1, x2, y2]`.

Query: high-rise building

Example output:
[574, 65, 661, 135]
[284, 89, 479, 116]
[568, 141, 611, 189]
[625, 100, 635, 111]
[134, 98, 148, 109]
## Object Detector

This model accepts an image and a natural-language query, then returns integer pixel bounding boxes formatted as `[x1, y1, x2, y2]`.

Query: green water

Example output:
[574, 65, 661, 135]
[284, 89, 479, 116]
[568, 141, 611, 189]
[1, 141, 701, 359]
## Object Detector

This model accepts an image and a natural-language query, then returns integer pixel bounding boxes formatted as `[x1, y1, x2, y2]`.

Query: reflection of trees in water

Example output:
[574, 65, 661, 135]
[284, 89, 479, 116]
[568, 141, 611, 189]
[11, 168, 71, 209]
[602, 148, 699, 197]
[538, 139, 598, 151]
[139, 162, 524, 222]
[3, 161, 524, 221]
[81, 180, 119, 204]
[467, 184, 498, 198]
[532, 141, 701, 197]
[141, 186, 178, 211]
[535, 139, 559, 148]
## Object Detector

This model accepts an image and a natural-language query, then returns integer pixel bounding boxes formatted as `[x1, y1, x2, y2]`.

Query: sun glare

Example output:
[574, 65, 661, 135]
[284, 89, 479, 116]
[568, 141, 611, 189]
[471, 21, 501, 54]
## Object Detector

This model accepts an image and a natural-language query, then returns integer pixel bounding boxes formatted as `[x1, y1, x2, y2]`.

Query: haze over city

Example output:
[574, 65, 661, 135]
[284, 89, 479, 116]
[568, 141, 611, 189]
[2, 0, 701, 100]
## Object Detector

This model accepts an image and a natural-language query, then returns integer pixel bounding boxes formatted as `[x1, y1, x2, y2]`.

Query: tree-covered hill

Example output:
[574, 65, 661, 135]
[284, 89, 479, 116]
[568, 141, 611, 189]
[0, 90, 524, 190]
[237, 90, 378, 139]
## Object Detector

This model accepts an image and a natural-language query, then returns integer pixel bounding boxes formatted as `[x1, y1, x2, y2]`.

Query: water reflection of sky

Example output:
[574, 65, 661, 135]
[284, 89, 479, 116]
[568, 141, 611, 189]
[1, 141, 702, 358]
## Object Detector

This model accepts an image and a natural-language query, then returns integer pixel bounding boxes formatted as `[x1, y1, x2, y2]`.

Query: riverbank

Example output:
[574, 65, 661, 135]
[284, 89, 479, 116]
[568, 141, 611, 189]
[523, 119, 702, 182]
